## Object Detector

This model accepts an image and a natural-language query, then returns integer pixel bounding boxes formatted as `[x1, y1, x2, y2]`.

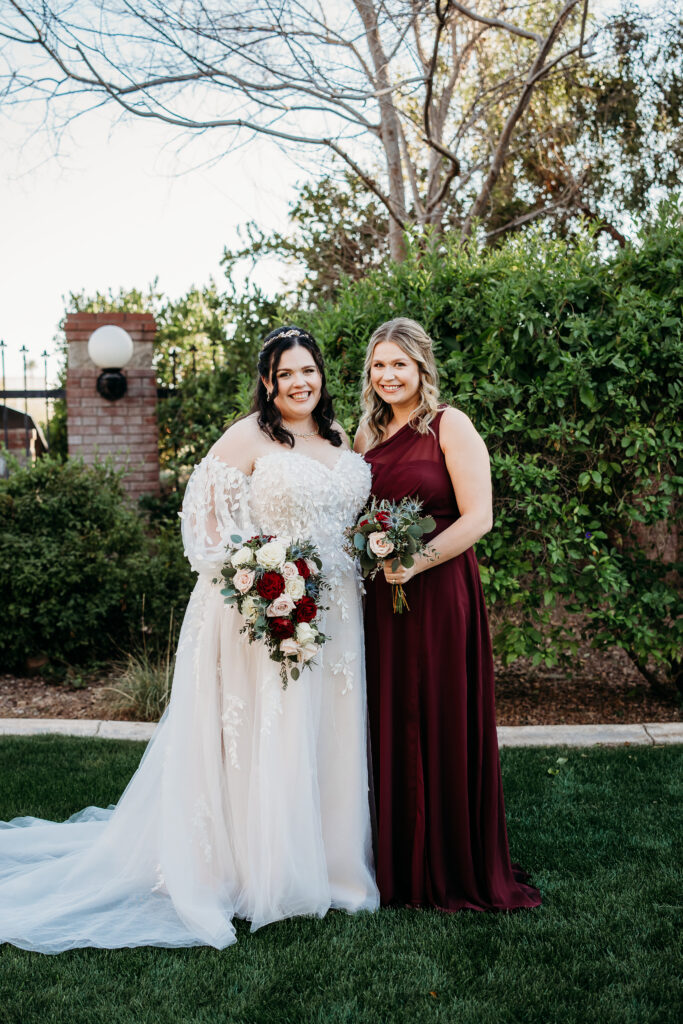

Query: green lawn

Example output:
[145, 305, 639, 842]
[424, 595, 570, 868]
[0, 737, 681, 1024]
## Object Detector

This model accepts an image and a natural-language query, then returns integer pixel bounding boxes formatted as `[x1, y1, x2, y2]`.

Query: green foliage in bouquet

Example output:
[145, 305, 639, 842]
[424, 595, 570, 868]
[348, 497, 436, 614]
[220, 535, 328, 688]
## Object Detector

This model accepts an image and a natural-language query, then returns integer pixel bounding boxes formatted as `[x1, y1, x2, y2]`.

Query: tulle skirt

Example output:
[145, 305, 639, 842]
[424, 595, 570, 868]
[0, 574, 378, 953]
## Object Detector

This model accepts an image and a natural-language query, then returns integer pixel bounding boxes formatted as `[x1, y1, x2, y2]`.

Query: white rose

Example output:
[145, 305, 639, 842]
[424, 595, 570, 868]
[282, 561, 300, 580]
[285, 575, 306, 601]
[256, 540, 287, 570]
[305, 558, 319, 576]
[231, 546, 253, 568]
[295, 622, 316, 645]
[233, 568, 255, 594]
[241, 596, 259, 623]
[300, 642, 318, 663]
[279, 638, 300, 658]
[266, 594, 295, 617]
[368, 531, 395, 558]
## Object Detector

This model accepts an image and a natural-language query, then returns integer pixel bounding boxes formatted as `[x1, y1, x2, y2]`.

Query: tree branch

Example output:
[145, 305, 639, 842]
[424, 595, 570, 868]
[461, 0, 585, 237]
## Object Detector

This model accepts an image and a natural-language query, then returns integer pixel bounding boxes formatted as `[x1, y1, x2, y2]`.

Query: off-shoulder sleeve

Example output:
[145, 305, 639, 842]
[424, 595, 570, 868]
[179, 453, 253, 575]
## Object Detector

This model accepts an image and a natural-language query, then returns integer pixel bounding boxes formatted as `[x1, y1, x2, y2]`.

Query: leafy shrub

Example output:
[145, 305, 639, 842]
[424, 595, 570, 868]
[307, 206, 683, 688]
[0, 456, 193, 672]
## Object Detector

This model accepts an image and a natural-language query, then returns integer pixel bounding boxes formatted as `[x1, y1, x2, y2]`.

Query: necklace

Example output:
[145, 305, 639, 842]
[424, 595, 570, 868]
[287, 426, 320, 439]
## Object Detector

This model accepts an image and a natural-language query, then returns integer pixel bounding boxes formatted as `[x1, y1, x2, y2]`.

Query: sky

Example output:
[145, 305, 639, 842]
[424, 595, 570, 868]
[0, 0, 656, 388]
[1, 106, 302, 386]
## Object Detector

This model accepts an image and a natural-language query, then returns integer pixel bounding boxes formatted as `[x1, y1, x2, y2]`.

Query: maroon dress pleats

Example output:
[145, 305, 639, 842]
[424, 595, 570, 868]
[363, 411, 541, 912]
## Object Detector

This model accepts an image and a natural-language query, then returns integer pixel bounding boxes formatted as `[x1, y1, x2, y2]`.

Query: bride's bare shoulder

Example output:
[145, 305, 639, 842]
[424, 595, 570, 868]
[209, 414, 262, 475]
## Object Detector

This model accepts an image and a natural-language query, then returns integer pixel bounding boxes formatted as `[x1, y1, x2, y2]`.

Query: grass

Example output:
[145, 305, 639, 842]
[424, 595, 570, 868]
[0, 737, 681, 1024]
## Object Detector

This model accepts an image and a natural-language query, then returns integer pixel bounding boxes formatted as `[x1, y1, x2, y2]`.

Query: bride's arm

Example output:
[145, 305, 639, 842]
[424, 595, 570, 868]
[209, 415, 261, 475]
[181, 417, 259, 574]
[384, 407, 493, 584]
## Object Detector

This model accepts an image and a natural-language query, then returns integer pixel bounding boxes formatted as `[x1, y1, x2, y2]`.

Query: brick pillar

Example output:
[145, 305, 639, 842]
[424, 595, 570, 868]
[64, 312, 160, 502]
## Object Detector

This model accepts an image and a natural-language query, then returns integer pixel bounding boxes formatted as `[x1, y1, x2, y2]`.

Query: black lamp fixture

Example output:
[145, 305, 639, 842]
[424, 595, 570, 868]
[87, 325, 134, 401]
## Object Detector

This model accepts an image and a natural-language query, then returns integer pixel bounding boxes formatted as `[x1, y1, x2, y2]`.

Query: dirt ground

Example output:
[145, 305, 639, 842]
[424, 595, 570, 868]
[0, 643, 679, 725]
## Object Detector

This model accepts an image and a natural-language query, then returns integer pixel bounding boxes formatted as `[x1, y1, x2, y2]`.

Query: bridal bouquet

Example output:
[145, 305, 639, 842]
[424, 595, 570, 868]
[346, 497, 435, 613]
[220, 535, 328, 688]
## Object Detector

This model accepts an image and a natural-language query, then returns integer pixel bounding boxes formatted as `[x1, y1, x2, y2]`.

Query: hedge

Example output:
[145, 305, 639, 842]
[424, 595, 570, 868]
[0, 457, 193, 672]
[306, 208, 682, 687]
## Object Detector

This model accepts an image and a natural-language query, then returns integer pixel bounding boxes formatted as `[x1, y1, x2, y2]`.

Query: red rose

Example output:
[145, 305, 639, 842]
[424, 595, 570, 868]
[376, 512, 391, 528]
[294, 596, 317, 623]
[295, 558, 311, 580]
[269, 617, 295, 639]
[256, 572, 285, 601]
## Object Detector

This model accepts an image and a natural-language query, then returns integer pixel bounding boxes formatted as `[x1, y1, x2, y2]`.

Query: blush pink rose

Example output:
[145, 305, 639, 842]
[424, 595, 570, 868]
[279, 638, 300, 657]
[266, 593, 296, 617]
[368, 531, 395, 558]
[282, 561, 300, 580]
[305, 558, 319, 576]
[233, 568, 255, 594]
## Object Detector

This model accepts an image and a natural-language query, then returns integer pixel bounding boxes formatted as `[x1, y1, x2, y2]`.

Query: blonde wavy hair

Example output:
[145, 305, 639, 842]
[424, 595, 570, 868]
[359, 318, 441, 448]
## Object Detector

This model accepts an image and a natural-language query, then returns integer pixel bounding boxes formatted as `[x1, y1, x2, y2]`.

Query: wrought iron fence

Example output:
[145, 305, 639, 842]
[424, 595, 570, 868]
[0, 340, 191, 476]
[0, 341, 65, 473]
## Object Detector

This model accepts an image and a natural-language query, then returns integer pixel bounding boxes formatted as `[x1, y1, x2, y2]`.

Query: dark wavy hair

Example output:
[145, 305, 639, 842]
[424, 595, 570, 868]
[252, 326, 342, 448]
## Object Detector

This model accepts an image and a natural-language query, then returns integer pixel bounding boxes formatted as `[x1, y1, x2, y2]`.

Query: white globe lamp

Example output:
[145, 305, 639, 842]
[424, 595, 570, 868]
[87, 325, 134, 401]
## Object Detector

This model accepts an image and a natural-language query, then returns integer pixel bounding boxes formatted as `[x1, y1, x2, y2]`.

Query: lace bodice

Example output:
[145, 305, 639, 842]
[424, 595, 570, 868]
[249, 449, 370, 571]
[180, 448, 371, 577]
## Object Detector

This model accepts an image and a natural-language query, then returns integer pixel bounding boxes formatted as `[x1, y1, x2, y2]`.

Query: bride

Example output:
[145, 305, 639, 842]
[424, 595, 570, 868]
[0, 325, 379, 953]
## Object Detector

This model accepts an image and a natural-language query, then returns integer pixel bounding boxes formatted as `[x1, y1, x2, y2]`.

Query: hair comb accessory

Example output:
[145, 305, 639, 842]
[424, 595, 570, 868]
[260, 328, 304, 356]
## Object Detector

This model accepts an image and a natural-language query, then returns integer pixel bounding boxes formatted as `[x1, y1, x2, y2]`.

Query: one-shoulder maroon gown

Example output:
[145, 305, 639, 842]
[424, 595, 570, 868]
[363, 410, 541, 912]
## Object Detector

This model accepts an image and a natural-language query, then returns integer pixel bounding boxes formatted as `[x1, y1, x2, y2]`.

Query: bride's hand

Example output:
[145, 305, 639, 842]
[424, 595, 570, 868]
[383, 561, 417, 585]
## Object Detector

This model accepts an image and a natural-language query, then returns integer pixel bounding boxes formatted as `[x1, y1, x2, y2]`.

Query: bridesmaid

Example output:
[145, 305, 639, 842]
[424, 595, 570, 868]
[354, 317, 541, 912]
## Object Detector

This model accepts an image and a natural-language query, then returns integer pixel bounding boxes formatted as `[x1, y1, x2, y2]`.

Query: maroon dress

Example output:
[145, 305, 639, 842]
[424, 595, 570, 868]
[363, 410, 541, 912]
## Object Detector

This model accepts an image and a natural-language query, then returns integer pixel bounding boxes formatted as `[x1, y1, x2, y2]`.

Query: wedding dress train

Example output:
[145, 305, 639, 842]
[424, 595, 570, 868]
[0, 449, 378, 952]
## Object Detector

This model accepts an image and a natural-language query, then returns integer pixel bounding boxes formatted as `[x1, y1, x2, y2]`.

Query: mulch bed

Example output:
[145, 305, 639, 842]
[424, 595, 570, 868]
[0, 644, 680, 725]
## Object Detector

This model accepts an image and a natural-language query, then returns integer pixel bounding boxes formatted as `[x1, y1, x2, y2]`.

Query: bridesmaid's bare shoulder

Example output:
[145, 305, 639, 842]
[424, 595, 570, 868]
[438, 406, 488, 455]
[353, 420, 373, 455]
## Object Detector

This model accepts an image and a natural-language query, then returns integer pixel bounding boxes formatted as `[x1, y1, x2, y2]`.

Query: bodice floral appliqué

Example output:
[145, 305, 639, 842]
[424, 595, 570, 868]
[248, 449, 371, 574]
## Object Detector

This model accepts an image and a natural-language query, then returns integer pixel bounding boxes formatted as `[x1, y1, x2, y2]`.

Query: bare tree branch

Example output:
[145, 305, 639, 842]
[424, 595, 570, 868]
[0, 0, 603, 256]
[461, 1, 586, 237]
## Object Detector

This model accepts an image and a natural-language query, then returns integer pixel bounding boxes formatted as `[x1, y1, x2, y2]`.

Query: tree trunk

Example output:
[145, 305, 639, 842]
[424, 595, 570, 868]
[354, 0, 408, 262]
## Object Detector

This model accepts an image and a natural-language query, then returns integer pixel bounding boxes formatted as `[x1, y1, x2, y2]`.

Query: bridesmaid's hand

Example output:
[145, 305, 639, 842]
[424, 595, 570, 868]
[383, 561, 417, 585]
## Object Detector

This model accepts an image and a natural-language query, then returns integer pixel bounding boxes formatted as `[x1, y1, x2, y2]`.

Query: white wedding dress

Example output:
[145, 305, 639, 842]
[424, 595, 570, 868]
[0, 448, 379, 952]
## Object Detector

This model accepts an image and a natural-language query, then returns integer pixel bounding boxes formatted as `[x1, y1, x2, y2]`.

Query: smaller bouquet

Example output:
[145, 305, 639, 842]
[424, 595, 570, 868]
[346, 497, 436, 613]
[220, 534, 328, 688]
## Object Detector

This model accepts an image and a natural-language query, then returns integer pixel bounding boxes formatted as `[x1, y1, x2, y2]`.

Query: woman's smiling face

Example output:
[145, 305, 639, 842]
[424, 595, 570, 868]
[267, 343, 323, 421]
[370, 340, 421, 410]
